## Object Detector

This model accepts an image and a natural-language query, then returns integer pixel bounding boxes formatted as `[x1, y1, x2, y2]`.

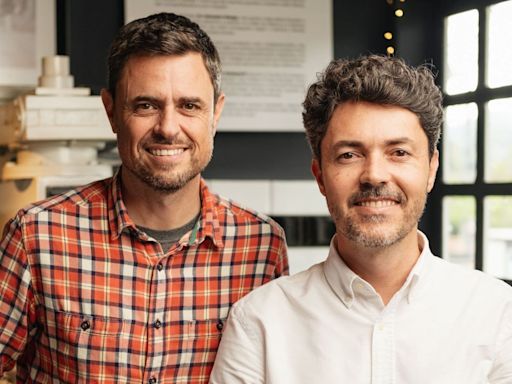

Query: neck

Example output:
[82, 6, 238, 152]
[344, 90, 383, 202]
[336, 230, 421, 305]
[120, 169, 201, 230]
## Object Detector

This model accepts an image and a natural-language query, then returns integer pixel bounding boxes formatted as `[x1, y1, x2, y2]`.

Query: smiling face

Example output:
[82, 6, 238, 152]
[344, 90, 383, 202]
[312, 101, 439, 250]
[102, 52, 224, 193]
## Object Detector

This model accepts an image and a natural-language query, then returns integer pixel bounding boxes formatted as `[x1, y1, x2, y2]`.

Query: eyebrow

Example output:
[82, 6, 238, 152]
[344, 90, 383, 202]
[177, 96, 207, 107]
[128, 95, 207, 108]
[129, 95, 162, 105]
[331, 137, 414, 150]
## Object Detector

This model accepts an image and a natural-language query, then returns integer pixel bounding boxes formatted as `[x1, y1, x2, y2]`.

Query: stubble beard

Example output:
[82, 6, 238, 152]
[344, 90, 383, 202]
[132, 156, 207, 194]
[131, 139, 214, 194]
[329, 189, 427, 249]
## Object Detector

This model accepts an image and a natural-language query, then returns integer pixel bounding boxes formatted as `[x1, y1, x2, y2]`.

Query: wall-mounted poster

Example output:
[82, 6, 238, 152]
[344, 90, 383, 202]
[0, 0, 56, 89]
[124, 0, 332, 132]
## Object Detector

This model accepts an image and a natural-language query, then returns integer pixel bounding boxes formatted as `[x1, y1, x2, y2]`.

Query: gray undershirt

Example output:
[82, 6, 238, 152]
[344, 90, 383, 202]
[138, 213, 200, 253]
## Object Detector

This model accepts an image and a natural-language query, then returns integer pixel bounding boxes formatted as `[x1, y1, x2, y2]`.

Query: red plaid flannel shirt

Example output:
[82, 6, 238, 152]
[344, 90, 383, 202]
[0, 173, 288, 383]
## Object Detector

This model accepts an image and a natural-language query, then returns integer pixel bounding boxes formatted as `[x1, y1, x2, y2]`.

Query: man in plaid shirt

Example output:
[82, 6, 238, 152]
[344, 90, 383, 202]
[0, 12, 288, 383]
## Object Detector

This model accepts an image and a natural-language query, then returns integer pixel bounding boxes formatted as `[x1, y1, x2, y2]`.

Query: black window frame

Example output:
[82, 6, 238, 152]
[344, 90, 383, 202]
[431, 0, 512, 285]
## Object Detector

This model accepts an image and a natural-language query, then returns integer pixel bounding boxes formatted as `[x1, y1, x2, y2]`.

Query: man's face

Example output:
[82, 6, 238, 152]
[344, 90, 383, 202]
[102, 52, 224, 193]
[312, 101, 439, 249]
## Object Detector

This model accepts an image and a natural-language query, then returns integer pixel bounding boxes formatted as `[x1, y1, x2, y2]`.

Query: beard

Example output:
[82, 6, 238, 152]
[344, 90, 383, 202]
[128, 133, 213, 194]
[131, 154, 210, 194]
[329, 184, 427, 248]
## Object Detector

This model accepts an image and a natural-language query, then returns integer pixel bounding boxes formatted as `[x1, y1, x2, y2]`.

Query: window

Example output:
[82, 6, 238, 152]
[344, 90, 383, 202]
[441, 0, 512, 283]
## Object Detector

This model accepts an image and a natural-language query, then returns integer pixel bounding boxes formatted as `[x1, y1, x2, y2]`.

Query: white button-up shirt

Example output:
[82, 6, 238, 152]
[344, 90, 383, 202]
[210, 232, 512, 384]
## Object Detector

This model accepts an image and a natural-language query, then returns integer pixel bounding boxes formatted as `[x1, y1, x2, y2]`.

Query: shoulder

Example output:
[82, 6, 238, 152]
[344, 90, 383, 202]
[205, 187, 285, 236]
[431, 256, 512, 299]
[13, 177, 111, 223]
[230, 263, 325, 319]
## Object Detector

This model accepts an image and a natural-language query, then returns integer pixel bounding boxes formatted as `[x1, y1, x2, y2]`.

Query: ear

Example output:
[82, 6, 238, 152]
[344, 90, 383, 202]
[211, 92, 225, 136]
[311, 158, 327, 196]
[100, 88, 117, 134]
[426, 149, 439, 192]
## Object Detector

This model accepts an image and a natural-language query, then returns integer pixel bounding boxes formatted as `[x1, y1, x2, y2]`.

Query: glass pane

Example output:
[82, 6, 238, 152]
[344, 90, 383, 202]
[484, 196, 512, 280]
[442, 196, 476, 269]
[487, 0, 512, 88]
[485, 98, 512, 182]
[442, 103, 478, 184]
[444, 10, 479, 95]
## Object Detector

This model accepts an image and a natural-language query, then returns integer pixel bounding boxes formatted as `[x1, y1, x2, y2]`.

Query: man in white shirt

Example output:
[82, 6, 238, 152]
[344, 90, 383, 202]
[209, 55, 512, 384]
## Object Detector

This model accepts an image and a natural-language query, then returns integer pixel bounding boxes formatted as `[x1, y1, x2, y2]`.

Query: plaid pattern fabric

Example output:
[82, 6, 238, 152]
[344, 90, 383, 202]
[0, 172, 288, 383]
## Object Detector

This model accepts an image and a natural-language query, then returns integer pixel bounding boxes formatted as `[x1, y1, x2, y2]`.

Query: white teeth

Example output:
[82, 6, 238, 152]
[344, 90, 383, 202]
[359, 200, 396, 208]
[150, 148, 185, 156]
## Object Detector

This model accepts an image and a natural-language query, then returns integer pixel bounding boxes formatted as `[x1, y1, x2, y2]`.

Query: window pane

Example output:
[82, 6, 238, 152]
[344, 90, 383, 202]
[485, 98, 512, 182]
[442, 196, 476, 269]
[444, 10, 479, 95]
[487, 0, 512, 88]
[484, 196, 512, 280]
[442, 103, 478, 184]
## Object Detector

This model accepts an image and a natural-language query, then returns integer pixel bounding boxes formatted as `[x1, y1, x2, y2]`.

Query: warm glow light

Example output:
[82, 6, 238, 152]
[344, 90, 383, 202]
[399, 0, 406, 2]
[395, 9, 404, 17]
[387, 46, 395, 55]
[386, 0, 393, 4]
[384, 32, 393, 40]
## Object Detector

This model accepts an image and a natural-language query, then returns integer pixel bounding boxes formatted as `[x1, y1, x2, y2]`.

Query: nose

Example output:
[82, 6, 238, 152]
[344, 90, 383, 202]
[153, 108, 181, 139]
[359, 154, 391, 186]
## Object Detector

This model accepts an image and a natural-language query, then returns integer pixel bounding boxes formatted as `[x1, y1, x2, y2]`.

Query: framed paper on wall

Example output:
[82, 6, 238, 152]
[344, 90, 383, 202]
[0, 0, 56, 92]
[124, 0, 333, 132]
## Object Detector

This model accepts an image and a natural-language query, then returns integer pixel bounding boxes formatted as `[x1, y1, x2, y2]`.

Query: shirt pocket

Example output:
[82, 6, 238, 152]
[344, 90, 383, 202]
[167, 318, 226, 373]
[52, 311, 142, 383]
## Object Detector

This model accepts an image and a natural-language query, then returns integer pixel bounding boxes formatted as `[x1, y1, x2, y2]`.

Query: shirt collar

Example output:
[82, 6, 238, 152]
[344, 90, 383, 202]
[403, 231, 432, 303]
[190, 179, 224, 248]
[109, 168, 134, 239]
[108, 169, 223, 248]
[323, 231, 434, 308]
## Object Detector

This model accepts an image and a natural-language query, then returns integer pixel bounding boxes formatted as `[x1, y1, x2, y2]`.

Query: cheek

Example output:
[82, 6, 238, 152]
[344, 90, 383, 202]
[116, 117, 150, 144]
[322, 172, 352, 205]
[394, 169, 432, 198]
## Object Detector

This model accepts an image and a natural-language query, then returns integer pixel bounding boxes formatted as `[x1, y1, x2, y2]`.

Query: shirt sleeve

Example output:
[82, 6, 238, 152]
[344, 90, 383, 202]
[209, 302, 265, 384]
[0, 215, 36, 374]
[488, 301, 512, 383]
[273, 226, 289, 277]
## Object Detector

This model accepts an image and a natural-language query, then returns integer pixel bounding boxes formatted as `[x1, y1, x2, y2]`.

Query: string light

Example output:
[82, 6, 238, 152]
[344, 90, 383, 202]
[383, 0, 407, 56]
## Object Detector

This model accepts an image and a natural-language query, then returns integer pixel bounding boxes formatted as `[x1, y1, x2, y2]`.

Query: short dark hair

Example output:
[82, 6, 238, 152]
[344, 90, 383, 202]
[303, 55, 443, 160]
[106, 12, 222, 102]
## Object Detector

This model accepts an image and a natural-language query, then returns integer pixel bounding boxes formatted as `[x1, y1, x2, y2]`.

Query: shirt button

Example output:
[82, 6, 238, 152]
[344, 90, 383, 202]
[154, 319, 162, 329]
[80, 320, 90, 331]
[216, 320, 224, 331]
[157, 263, 163, 271]
[148, 377, 157, 384]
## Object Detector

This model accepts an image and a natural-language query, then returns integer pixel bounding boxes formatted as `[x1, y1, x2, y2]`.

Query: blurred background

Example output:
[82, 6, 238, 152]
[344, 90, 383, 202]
[0, 0, 511, 285]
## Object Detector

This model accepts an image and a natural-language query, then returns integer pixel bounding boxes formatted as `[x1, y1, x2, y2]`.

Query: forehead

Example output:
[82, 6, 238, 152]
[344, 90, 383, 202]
[324, 101, 427, 147]
[117, 52, 213, 95]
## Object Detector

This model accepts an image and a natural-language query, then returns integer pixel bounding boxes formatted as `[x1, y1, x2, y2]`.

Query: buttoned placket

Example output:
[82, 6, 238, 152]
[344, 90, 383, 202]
[145, 244, 169, 384]
[371, 312, 395, 384]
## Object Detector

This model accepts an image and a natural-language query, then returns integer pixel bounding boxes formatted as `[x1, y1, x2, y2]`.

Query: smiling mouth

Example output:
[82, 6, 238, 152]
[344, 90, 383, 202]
[355, 199, 398, 208]
[148, 148, 185, 156]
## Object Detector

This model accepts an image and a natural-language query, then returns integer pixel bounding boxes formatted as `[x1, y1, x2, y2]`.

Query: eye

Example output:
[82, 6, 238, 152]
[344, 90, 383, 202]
[339, 152, 355, 160]
[182, 102, 198, 111]
[335, 152, 360, 163]
[134, 102, 157, 114]
[391, 149, 412, 160]
[393, 149, 409, 157]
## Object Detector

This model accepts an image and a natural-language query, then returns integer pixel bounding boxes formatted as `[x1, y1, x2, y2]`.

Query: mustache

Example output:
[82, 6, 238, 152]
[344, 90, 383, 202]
[348, 185, 405, 206]
[145, 133, 190, 146]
